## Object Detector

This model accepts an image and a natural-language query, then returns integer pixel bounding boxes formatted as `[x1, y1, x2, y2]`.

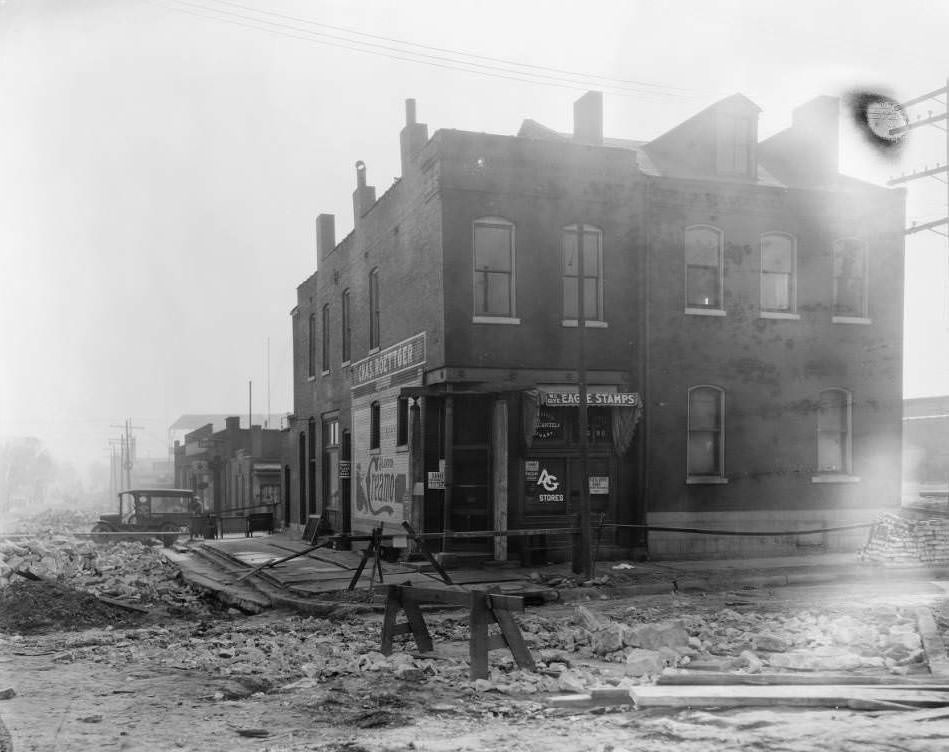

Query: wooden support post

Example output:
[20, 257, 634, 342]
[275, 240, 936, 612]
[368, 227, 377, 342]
[468, 592, 491, 680]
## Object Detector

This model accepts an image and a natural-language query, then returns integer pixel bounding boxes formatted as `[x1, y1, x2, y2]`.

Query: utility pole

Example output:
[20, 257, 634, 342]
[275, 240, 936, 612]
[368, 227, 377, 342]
[888, 80, 949, 238]
[575, 223, 593, 580]
[110, 419, 143, 490]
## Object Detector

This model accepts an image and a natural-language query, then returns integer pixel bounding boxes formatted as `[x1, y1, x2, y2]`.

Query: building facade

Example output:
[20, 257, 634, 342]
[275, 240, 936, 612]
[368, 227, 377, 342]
[174, 417, 283, 520]
[287, 92, 905, 560]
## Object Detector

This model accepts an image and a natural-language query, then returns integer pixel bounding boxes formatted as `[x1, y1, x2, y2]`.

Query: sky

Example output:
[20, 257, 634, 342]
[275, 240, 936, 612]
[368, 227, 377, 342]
[1, 0, 948, 473]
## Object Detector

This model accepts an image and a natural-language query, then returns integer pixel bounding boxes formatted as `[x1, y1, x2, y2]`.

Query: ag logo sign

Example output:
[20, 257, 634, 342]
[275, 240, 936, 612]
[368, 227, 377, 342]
[536, 466, 564, 502]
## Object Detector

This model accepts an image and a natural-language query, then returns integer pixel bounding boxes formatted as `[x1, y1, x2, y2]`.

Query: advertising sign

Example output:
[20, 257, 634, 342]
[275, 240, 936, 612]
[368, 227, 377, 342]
[427, 471, 445, 490]
[525, 459, 566, 505]
[542, 391, 642, 407]
[350, 332, 426, 387]
[589, 475, 609, 494]
[338, 460, 351, 480]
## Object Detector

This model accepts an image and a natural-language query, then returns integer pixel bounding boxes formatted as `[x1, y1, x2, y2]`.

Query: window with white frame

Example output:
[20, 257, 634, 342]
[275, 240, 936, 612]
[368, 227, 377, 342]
[685, 226, 724, 310]
[562, 224, 604, 322]
[688, 386, 724, 477]
[761, 233, 796, 313]
[832, 238, 868, 318]
[473, 217, 516, 318]
[817, 388, 852, 474]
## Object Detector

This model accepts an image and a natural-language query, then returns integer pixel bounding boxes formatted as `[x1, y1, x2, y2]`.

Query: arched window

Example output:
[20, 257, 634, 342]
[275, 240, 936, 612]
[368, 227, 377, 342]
[685, 226, 724, 311]
[341, 289, 351, 363]
[817, 388, 852, 474]
[369, 268, 380, 349]
[688, 386, 725, 477]
[760, 232, 796, 313]
[473, 217, 516, 319]
[562, 224, 604, 322]
[321, 304, 330, 372]
[307, 313, 316, 378]
[832, 238, 869, 318]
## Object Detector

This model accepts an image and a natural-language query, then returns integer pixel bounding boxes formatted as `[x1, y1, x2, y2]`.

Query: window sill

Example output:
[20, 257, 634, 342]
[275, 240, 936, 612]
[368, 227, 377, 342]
[396, 444, 409, 453]
[685, 308, 726, 317]
[832, 316, 872, 325]
[307, 376, 317, 382]
[321, 369, 330, 376]
[760, 311, 800, 320]
[562, 319, 608, 328]
[472, 316, 521, 325]
[341, 360, 351, 367]
[811, 474, 861, 484]
[687, 475, 728, 485]
[368, 447, 381, 455]
[368, 347, 380, 354]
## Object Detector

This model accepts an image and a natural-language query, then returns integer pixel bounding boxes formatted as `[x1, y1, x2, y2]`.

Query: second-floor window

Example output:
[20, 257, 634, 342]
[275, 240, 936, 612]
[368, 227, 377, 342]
[562, 224, 604, 322]
[321, 304, 330, 372]
[369, 268, 380, 349]
[761, 233, 796, 313]
[307, 313, 316, 378]
[833, 238, 868, 318]
[473, 217, 516, 318]
[341, 289, 351, 363]
[370, 401, 381, 450]
[685, 225, 723, 310]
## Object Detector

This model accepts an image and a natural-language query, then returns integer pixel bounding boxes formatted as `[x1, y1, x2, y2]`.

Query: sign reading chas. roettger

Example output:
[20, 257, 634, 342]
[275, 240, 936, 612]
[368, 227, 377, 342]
[350, 333, 426, 387]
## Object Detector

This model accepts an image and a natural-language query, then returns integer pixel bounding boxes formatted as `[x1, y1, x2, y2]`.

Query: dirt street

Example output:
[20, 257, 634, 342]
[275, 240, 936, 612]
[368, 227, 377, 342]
[3, 574, 949, 752]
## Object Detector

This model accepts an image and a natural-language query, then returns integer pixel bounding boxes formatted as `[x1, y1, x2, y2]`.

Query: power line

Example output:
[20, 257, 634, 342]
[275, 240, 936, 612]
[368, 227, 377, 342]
[193, 0, 699, 95]
[159, 0, 708, 101]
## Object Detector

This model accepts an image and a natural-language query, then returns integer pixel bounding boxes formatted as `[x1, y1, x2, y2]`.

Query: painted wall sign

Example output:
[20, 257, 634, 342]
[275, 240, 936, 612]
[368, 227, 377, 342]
[589, 475, 610, 494]
[354, 454, 407, 522]
[427, 470, 445, 490]
[542, 391, 642, 407]
[350, 332, 426, 387]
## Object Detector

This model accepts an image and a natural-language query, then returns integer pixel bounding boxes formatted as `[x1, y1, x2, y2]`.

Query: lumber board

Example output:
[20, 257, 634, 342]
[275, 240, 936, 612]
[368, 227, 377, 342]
[657, 672, 947, 686]
[628, 685, 949, 709]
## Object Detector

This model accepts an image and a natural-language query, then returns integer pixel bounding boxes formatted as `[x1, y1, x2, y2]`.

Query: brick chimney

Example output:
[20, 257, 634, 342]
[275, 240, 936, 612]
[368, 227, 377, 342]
[400, 98, 429, 175]
[791, 96, 840, 175]
[225, 416, 240, 432]
[573, 91, 603, 146]
[316, 213, 335, 266]
[352, 161, 376, 223]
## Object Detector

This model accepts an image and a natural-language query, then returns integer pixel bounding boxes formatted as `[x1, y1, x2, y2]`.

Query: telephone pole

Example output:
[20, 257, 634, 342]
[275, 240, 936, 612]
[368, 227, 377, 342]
[888, 79, 949, 238]
[110, 419, 143, 490]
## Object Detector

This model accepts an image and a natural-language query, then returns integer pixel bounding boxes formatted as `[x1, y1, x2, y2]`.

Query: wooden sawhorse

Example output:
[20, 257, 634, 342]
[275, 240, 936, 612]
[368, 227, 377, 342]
[380, 584, 537, 680]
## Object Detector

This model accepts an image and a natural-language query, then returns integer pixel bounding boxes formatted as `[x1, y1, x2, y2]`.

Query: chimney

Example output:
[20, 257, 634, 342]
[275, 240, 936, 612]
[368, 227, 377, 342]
[573, 91, 603, 145]
[251, 425, 262, 457]
[316, 213, 335, 265]
[791, 95, 840, 174]
[225, 416, 240, 432]
[352, 161, 376, 223]
[400, 98, 429, 175]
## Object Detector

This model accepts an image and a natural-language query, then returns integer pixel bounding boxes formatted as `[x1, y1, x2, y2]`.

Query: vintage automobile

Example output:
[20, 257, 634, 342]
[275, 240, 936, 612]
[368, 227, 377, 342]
[91, 488, 203, 546]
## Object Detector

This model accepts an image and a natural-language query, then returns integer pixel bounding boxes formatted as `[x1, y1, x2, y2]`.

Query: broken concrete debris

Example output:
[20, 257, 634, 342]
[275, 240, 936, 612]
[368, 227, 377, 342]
[860, 512, 949, 567]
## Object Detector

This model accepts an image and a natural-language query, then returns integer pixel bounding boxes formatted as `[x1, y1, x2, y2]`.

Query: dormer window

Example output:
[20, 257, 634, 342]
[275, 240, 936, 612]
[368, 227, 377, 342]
[717, 113, 754, 176]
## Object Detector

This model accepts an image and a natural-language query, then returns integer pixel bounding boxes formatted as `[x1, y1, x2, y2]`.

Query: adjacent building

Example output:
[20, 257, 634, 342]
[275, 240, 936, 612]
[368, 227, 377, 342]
[286, 91, 906, 560]
[174, 417, 283, 519]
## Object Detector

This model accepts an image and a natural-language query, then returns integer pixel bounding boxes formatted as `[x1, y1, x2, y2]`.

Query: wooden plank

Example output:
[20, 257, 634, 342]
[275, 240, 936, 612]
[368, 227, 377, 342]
[629, 685, 949, 709]
[380, 588, 401, 656]
[917, 607, 949, 678]
[400, 593, 434, 653]
[485, 593, 525, 612]
[493, 609, 537, 671]
[486, 634, 508, 652]
[657, 672, 949, 687]
[468, 595, 490, 680]
[393, 587, 474, 607]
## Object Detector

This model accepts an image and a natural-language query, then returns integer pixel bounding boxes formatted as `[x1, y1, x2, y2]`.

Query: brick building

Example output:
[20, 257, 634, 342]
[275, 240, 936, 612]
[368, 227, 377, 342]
[286, 91, 905, 560]
[174, 417, 283, 519]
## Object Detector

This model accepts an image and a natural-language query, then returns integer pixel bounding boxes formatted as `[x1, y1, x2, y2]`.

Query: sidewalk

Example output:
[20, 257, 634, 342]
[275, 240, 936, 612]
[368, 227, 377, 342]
[164, 530, 949, 614]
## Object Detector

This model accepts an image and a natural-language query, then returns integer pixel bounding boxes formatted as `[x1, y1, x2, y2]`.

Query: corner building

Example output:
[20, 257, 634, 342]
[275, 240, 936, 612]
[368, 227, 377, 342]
[288, 92, 905, 561]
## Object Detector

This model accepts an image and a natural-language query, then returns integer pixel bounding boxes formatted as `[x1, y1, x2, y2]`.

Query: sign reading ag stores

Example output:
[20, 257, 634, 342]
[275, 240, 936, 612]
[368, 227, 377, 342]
[525, 459, 566, 508]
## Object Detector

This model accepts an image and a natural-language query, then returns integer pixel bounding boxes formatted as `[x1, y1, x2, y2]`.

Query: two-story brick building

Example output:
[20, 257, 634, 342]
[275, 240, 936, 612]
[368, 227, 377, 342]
[287, 91, 905, 561]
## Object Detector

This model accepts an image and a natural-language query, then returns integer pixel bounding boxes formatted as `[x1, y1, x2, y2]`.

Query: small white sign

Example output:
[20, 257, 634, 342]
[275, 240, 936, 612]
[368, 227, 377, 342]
[589, 476, 610, 494]
[427, 471, 446, 490]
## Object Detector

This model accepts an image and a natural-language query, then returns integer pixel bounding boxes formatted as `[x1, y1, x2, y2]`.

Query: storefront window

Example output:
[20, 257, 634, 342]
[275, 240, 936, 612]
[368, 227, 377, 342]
[531, 406, 612, 446]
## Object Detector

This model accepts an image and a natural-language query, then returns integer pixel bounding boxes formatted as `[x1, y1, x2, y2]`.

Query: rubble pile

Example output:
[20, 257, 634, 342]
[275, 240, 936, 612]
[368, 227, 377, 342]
[859, 513, 949, 566]
[4, 507, 99, 536]
[0, 579, 142, 634]
[0, 536, 214, 627]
